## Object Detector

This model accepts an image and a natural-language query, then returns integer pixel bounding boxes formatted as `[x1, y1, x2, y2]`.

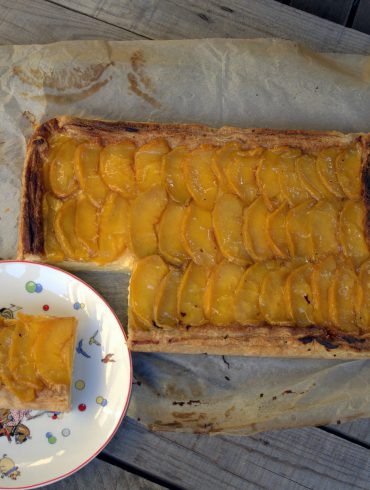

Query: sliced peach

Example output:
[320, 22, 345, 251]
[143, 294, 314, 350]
[328, 260, 358, 333]
[311, 255, 337, 327]
[224, 148, 261, 204]
[75, 143, 108, 207]
[235, 261, 279, 325]
[98, 192, 130, 264]
[357, 260, 370, 332]
[129, 186, 168, 258]
[184, 145, 218, 210]
[100, 141, 137, 198]
[256, 150, 284, 211]
[212, 142, 240, 193]
[339, 200, 369, 267]
[279, 149, 310, 206]
[158, 202, 189, 266]
[316, 147, 344, 198]
[34, 316, 76, 386]
[163, 147, 191, 204]
[135, 138, 170, 191]
[130, 255, 169, 328]
[43, 192, 64, 262]
[309, 199, 341, 259]
[54, 197, 90, 261]
[242, 196, 273, 261]
[181, 202, 218, 267]
[213, 193, 251, 265]
[75, 193, 99, 256]
[266, 201, 290, 259]
[296, 154, 332, 200]
[286, 263, 315, 327]
[177, 262, 209, 326]
[335, 143, 362, 200]
[50, 138, 79, 198]
[44, 135, 69, 192]
[286, 200, 315, 258]
[259, 266, 293, 326]
[154, 268, 182, 328]
[204, 261, 244, 326]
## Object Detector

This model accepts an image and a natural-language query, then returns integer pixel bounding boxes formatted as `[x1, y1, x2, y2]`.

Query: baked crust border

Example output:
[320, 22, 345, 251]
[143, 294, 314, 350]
[18, 116, 370, 359]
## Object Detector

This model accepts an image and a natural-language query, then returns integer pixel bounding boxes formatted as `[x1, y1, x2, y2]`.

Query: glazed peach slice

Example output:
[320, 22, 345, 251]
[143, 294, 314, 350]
[34, 316, 77, 386]
[310, 255, 337, 327]
[286, 263, 315, 327]
[8, 316, 44, 390]
[357, 260, 370, 332]
[211, 142, 240, 193]
[44, 135, 70, 192]
[181, 202, 218, 267]
[43, 192, 64, 262]
[49, 138, 79, 198]
[177, 262, 209, 326]
[135, 138, 170, 191]
[242, 196, 273, 261]
[184, 145, 218, 211]
[328, 260, 358, 333]
[235, 261, 279, 325]
[100, 141, 137, 198]
[224, 148, 261, 204]
[75, 142, 108, 207]
[309, 199, 341, 259]
[130, 255, 169, 328]
[158, 202, 189, 266]
[163, 147, 191, 204]
[278, 149, 310, 206]
[256, 149, 284, 211]
[259, 266, 294, 326]
[316, 147, 344, 198]
[335, 143, 362, 200]
[266, 201, 290, 259]
[286, 200, 315, 258]
[204, 261, 244, 326]
[75, 193, 99, 256]
[129, 186, 168, 258]
[213, 193, 251, 266]
[339, 200, 369, 267]
[54, 197, 90, 261]
[98, 192, 130, 264]
[154, 268, 182, 328]
[296, 154, 332, 200]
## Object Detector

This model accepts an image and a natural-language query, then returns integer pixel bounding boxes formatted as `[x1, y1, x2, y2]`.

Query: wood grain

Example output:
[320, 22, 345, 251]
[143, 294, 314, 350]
[104, 417, 370, 490]
[0, 0, 144, 45]
[52, 0, 370, 53]
[48, 456, 163, 489]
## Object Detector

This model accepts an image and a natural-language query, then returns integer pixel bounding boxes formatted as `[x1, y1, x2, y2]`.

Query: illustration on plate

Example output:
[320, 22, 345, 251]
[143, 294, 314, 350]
[0, 305, 22, 319]
[0, 409, 33, 445]
[0, 454, 20, 480]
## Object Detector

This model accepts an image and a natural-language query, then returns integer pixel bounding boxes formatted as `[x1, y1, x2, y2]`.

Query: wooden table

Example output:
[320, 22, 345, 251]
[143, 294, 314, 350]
[1, 1, 370, 489]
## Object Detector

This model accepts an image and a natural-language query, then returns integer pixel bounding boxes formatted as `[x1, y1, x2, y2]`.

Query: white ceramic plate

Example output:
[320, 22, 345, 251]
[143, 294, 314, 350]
[0, 261, 132, 489]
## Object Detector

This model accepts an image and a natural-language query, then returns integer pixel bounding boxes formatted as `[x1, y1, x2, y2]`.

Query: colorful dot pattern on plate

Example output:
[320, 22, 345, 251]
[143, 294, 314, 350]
[0, 261, 131, 489]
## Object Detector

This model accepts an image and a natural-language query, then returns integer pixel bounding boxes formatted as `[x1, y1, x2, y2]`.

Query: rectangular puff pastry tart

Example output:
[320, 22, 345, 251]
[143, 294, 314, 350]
[18, 116, 370, 359]
[0, 313, 77, 411]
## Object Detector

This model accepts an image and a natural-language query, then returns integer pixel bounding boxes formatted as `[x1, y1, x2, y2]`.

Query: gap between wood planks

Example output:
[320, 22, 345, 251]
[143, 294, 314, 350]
[97, 425, 370, 488]
[44, 0, 152, 39]
[97, 451, 183, 489]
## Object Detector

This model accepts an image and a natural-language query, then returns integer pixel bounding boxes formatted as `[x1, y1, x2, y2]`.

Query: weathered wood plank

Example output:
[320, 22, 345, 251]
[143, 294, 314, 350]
[328, 418, 370, 446]
[53, 0, 370, 53]
[352, 0, 370, 34]
[104, 417, 370, 490]
[290, 0, 354, 25]
[48, 456, 163, 489]
[0, 0, 144, 45]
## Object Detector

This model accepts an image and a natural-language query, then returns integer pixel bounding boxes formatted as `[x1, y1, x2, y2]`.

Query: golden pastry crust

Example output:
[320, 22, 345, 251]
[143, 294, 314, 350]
[18, 116, 370, 359]
[0, 385, 70, 411]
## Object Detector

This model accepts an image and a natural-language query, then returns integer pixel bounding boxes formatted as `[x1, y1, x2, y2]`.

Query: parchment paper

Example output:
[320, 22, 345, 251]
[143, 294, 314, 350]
[1, 38, 370, 434]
